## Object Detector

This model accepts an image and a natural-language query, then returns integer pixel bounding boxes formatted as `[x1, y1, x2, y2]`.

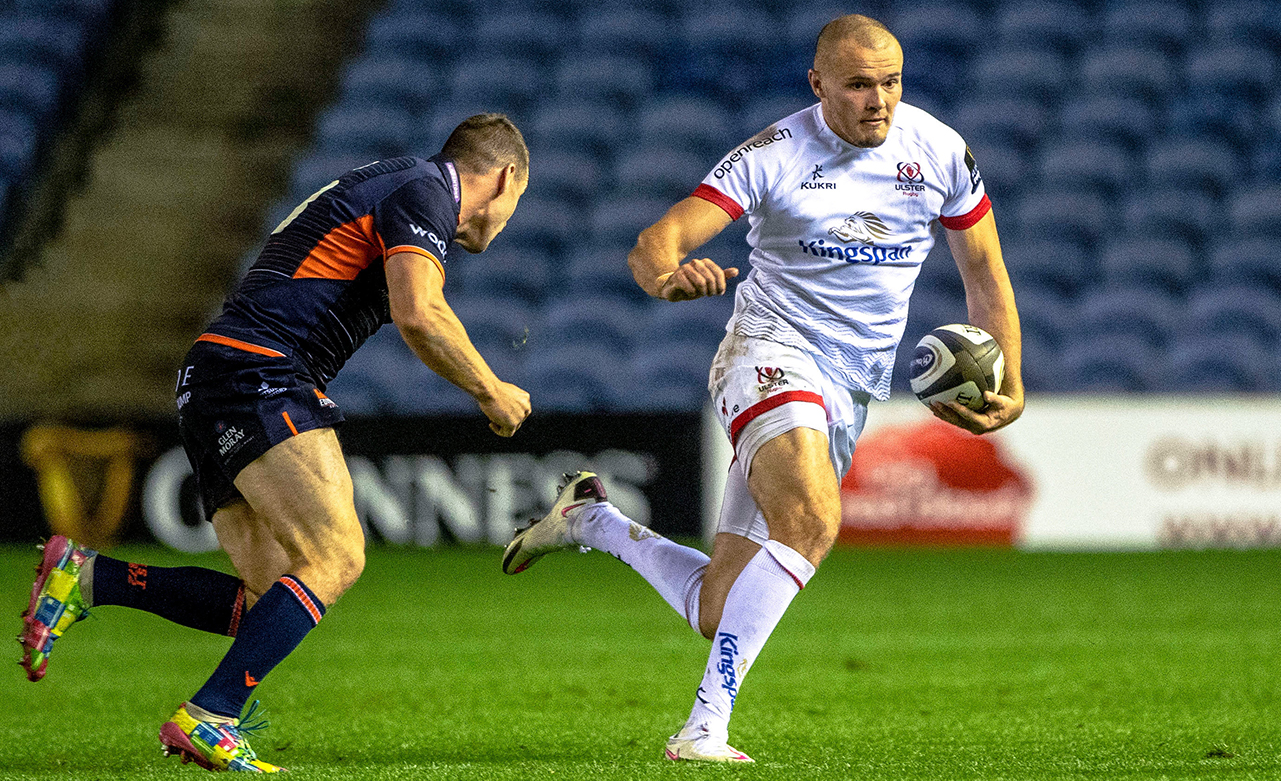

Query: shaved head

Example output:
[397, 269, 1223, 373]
[814, 14, 898, 68]
[807, 14, 904, 147]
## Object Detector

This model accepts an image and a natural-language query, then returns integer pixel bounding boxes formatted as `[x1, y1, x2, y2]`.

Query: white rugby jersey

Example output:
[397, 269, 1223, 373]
[694, 101, 990, 400]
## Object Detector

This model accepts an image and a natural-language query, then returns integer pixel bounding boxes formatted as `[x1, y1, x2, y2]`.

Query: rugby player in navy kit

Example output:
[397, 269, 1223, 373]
[20, 114, 531, 772]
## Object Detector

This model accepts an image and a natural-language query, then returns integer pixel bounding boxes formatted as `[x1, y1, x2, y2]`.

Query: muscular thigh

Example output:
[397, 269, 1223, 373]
[232, 427, 366, 604]
[211, 499, 292, 606]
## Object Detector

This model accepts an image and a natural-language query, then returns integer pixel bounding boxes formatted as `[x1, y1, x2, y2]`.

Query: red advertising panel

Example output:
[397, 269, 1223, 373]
[839, 420, 1033, 546]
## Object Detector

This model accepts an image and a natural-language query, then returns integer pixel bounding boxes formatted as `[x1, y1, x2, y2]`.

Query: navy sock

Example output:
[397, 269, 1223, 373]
[91, 556, 246, 636]
[189, 575, 326, 719]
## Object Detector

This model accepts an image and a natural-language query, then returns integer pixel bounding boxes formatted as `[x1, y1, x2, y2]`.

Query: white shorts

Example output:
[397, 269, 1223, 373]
[708, 333, 870, 545]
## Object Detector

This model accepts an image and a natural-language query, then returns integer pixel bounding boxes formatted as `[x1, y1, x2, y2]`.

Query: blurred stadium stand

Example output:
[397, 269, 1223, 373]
[7, 0, 1281, 416]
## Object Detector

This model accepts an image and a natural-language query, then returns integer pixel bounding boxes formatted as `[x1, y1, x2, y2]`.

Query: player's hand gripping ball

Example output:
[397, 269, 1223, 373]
[909, 324, 1005, 411]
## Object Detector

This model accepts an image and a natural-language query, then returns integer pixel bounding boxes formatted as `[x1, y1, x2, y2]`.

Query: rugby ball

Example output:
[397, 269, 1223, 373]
[909, 324, 1005, 411]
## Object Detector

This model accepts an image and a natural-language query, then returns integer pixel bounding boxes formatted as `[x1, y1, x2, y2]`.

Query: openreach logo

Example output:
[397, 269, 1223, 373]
[713, 127, 792, 179]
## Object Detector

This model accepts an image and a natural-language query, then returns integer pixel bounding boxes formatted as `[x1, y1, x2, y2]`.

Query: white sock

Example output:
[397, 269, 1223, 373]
[679, 540, 815, 740]
[574, 502, 709, 628]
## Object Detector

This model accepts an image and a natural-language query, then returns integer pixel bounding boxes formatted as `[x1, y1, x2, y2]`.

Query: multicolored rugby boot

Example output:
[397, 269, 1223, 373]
[159, 701, 284, 773]
[502, 471, 607, 575]
[664, 726, 754, 763]
[19, 535, 94, 682]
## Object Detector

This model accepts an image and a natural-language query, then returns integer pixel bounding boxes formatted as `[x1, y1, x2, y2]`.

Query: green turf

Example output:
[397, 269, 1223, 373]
[3, 543, 1280, 780]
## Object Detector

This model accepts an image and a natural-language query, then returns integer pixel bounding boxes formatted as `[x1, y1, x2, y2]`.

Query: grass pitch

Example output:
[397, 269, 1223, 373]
[2, 543, 1280, 780]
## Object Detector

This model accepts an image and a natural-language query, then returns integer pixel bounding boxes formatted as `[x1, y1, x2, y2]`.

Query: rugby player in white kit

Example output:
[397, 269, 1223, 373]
[503, 14, 1024, 762]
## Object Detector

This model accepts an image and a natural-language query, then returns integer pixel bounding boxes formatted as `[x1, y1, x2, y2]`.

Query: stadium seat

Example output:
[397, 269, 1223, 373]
[1077, 45, 1174, 102]
[1014, 188, 1109, 244]
[1163, 333, 1276, 392]
[913, 241, 963, 299]
[1253, 139, 1281, 187]
[337, 56, 441, 115]
[528, 101, 627, 156]
[891, 3, 984, 58]
[576, 5, 667, 56]
[523, 343, 627, 412]
[615, 146, 707, 199]
[1018, 329, 1066, 392]
[736, 91, 815, 139]
[542, 294, 644, 355]
[1165, 94, 1260, 152]
[677, 6, 776, 58]
[1098, 237, 1195, 294]
[1204, 0, 1281, 47]
[967, 48, 1067, 103]
[552, 54, 654, 108]
[1056, 95, 1156, 150]
[473, 10, 565, 57]
[636, 97, 736, 159]
[563, 244, 648, 303]
[526, 146, 600, 204]
[0, 62, 61, 118]
[623, 346, 716, 412]
[960, 140, 1027, 201]
[1074, 287, 1179, 348]
[0, 108, 38, 177]
[286, 152, 376, 201]
[362, 10, 462, 60]
[1121, 187, 1218, 245]
[13, 0, 111, 23]
[951, 96, 1048, 150]
[1208, 236, 1281, 288]
[644, 299, 731, 349]
[590, 195, 676, 247]
[1005, 286, 1070, 351]
[447, 57, 544, 111]
[1035, 138, 1136, 196]
[1184, 285, 1281, 347]
[1144, 138, 1237, 195]
[451, 246, 551, 306]
[1184, 44, 1276, 101]
[0, 15, 86, 72]
[497, 196, 575, 253]
[1001, 238, 1091, 298]
[996, 0, 1095, 53]
[1060, 334, 1160, 392]
[1226, 187, 1281, 238]
[447, 296, 539, 356]
[313, 103, 414, 158]
[1100, 0, 1192, 53]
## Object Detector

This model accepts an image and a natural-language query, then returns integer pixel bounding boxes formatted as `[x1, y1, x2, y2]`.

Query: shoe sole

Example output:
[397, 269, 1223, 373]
[501, 473, 605, 575]
[18, 537, 72, 682]
[159, 722, 221, 771]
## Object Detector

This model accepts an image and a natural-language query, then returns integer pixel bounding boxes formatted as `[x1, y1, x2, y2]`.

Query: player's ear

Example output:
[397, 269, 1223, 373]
[494, 163, 518, 197]
[808, 68, 822, 98]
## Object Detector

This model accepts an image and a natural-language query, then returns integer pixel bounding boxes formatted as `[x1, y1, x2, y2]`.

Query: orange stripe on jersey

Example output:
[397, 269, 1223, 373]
[385, 245, 445, 280]
[294, 214, 381, 280]
[281, 411, 299, 436]
[196, 333, 286, 358]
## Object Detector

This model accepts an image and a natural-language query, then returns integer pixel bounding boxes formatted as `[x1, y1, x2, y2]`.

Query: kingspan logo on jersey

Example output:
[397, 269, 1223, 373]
[798, 212, 913, 264]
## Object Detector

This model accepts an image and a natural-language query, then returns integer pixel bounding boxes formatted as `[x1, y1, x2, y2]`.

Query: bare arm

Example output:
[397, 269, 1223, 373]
[629, 196, 739, 301]
[936, 210, 1024, 434]
[385, 251, 530, 436]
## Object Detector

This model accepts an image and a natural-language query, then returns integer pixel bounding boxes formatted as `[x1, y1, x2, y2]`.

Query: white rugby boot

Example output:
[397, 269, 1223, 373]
[664, 725, 754, 763]
[502, 471, 607, 575]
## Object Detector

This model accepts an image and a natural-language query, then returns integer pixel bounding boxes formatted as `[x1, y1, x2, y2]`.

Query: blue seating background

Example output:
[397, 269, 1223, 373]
[278, 0, 1281, 410]
[0, 0, 116, 244]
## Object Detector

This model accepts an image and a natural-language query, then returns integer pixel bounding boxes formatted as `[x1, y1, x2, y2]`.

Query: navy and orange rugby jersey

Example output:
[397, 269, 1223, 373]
[197, 155, 461, 386]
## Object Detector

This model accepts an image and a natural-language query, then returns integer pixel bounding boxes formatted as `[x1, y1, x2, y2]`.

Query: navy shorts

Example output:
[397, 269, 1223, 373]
[176, 336, 344, 518]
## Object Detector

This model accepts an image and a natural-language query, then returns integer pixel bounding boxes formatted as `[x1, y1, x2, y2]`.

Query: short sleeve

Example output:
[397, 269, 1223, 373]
[373, 177, 457, 269]
[692, 125, 795, 221]
[938, 140, 991, 231]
